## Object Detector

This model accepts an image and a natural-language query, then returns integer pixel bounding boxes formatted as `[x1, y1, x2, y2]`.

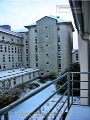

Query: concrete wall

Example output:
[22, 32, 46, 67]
[37, 17, 58, 76]
[78, 34, 88, 105]
[28, 26, 36, 68]
[60, 24, 72, 72]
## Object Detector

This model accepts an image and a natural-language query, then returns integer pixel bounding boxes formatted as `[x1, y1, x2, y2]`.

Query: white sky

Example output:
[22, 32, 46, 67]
[0, 0, 78, 49]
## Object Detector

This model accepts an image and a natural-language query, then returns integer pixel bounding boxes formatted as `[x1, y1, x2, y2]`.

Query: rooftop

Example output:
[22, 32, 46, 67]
[0, 28, 23, 38]
[24, 15, 71, 28]
[0, 67, 39, 81]
[14, 29, 28, 33]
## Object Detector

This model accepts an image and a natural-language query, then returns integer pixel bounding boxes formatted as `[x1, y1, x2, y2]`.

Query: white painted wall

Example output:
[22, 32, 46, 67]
[78, 34, 88, 105]
[60, 24, 72, 72]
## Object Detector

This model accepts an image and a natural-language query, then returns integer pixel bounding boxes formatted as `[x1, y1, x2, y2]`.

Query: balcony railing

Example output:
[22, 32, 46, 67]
[0, 72, 89, 120]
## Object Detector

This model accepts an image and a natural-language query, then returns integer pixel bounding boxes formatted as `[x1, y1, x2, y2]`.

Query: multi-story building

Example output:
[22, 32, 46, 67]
[0, 26, 30, 71]
[0, 26, 39, 88]
[0, 27, 23, 71]
[25, 16, 74, 76]
[0, 15, 74, 77]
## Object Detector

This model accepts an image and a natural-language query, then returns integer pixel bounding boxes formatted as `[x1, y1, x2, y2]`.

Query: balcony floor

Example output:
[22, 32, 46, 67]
[65, 105, 90, 120]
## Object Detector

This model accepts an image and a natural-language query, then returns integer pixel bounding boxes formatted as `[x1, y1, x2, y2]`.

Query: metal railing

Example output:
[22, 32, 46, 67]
[0, 72, 90, 120]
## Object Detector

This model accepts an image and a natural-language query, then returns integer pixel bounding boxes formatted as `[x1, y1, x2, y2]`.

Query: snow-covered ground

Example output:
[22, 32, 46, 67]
[1, 81, 80, 120]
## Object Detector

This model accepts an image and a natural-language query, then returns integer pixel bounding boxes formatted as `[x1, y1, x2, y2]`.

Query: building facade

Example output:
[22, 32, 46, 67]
[25, 16, 74, 76]
[0, 27, 40, 89]
[0, 16, 74, 77]
[0, 27, 30, 71]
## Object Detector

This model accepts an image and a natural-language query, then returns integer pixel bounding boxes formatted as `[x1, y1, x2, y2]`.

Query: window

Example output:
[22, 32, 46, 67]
[8, 80, 11, 86]
[18, 47, 19, 53]
[45, 36, 48, 38]
[15, 47, 17, 53]
[45, 27, 47, 28]
[29, 74, 31, 79]
[26, 49, 28, 53]
[3, 64, 5, 69]
[12, 46, 13, 53]
[27, 64, 29, 66]
[13, 78, 16, 85]
[12, 64, 14, 68]
[3, 55, 5, 62]
[17, 40, 19, 42]
[35, 39, 37, 43]
[58, 63, 61, 69]
[46, 54, 48, 57]
[76, 54, 78, 60]
[46, 62, 49, 64]
[33, 72, 35, 78]
[26, 41, 28, 45]
[0, 64, 1, 69]
[16, 63, 17, 67]
[46, 44, 48, 47]
[57, 27, 60, 31]
[35, 29, 37, 32]
[21, 56, 22, 61]
[58, 36, 60, 42]
[0, 45, 3, 52]
[2, 36, 4, 39]
[58, 45, 60, 49]
[36, 63, 38, 67]
[41, 73, 44, 75]
[8, 46, 10, 52]
[18, 55, 20, 61]
[36, 54, 38, 61]
[5, 46, 7, 52]
[47, 71, 49, 73]
[58, 56, 61, 58]
[35, 46, 37, 52]
[12, 55, 14, 62]
[11, 38, 13, 41]
[26, 57, 28, 61]
[2, 82, 5, 87]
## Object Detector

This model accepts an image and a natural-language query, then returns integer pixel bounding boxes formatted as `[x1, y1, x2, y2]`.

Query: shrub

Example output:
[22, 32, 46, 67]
[56, 63, 80, 96]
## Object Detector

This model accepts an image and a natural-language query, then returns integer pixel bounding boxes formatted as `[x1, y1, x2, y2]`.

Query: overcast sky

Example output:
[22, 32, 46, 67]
[0, 0, 78, 49]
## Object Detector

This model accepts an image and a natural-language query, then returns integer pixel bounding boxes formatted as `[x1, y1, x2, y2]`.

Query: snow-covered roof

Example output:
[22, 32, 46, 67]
[24, 15, 70, 28]
[49, 15, 68, 23]
[14, 29, 28, 33]
[72, 49, 78, 54]
[0, 28, 23, 38]
[0, 68, 39, 81]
